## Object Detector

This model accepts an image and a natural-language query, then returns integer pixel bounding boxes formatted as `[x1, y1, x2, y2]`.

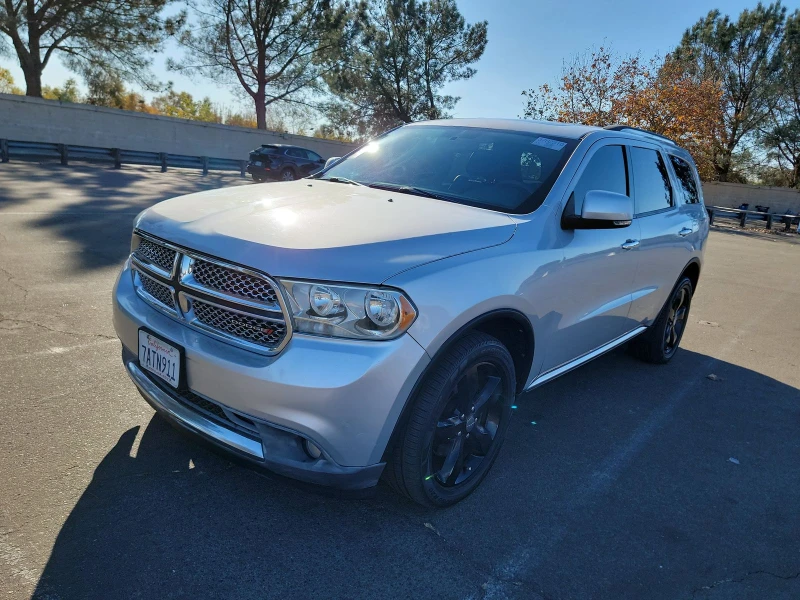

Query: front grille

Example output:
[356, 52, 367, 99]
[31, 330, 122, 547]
[191, 259, 279, 305]
[181, 389, 227, 421]
[192, 299, 287, 348]
[135, 238, 177, 273]
[130, 232, 291, 354]
[139, 273, 174, 309]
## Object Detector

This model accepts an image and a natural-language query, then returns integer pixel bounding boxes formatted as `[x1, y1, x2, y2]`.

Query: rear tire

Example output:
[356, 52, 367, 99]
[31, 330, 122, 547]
[251, 174, 264, 182]
[384, 332, 516, 507]
[629, 276, 693, 364]
[280, 168, 296, 181]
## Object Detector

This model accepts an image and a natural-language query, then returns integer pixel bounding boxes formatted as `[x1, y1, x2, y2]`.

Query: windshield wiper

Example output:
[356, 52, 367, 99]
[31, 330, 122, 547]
[321, 176, 364, 186]
[367, 182, 445, 200]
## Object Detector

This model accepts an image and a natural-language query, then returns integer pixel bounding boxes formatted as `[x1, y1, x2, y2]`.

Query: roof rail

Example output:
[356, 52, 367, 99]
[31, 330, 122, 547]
[603, 125, 677, 145]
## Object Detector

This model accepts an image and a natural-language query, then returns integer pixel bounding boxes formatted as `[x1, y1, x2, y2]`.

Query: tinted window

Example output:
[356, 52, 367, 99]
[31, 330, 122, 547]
[631, 147, 672, 214]
[307, 150, 322, 162]
[669, 155, 700, 204]
[569, 145, 628, 215]
[319, 125, 578, 214]
[258, 145, 283, 155]
[287, 148, 308, 159]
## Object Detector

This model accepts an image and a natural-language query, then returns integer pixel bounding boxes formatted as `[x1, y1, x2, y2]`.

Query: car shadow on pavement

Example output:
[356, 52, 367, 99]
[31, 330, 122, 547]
[30, 349, 800, 600]
[0, 163, 250, 271]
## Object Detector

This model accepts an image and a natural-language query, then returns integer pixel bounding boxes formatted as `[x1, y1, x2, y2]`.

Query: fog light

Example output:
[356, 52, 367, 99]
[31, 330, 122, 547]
[304, 439, 322, 460]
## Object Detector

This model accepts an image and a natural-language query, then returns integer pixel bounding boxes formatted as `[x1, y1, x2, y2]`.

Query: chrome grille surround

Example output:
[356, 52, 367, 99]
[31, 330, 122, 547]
[133, 234, 178, 277]
[132, 268, 177, 316]
[179, 252, 282, 312]
[129, 231, 292, 355]
[191, 258, 279, 306]
[186, 295, 288, 348]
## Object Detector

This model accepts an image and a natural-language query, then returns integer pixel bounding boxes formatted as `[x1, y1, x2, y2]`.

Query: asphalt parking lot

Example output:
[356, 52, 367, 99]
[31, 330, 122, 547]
[1, 161, 799, 600]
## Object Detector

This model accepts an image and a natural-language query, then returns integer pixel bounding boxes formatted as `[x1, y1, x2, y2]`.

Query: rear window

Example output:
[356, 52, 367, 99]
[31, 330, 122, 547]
[318, 125, 579, 213]
[258, 145, 283, 155]
[669, 155, 700, 204]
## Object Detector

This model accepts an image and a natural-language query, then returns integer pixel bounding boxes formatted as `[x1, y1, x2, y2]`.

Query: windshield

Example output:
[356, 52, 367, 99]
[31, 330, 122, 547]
[316, 125, 578, 213]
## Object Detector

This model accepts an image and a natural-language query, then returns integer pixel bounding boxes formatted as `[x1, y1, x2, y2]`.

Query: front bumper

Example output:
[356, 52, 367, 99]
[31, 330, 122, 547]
[113, 262, 430, 489]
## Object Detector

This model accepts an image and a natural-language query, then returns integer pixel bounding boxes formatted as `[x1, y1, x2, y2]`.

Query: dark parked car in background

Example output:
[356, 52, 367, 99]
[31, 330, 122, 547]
[247, 144, 326, 182]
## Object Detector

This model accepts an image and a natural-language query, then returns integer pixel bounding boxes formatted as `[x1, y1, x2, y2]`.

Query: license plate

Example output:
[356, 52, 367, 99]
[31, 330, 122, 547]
[253, 161, 262, 166]
[138, 330, 182, 388]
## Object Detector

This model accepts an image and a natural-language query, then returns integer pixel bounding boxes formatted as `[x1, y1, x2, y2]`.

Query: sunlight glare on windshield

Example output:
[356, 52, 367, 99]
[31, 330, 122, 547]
[353, 142, 381, 158]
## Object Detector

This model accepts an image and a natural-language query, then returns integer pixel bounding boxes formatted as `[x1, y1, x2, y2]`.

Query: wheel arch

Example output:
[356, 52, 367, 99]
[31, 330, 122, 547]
[680, 258, 701, 294]
[381, 309, 534, 462]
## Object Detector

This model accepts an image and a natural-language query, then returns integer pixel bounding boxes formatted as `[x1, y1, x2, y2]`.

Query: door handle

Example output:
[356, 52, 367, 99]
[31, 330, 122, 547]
[621, 239, 640, 250]
[678, 227, 693, 237]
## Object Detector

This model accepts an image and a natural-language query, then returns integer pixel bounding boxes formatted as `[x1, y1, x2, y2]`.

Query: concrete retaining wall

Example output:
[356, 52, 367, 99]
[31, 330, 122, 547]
[703, 181, 800, 214]
[2, 92, 799, 212]
[0, 94, 356, 160]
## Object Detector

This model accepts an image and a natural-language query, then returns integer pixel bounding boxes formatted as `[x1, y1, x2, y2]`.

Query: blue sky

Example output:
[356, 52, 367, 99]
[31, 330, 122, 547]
[2, 0, 799, 120]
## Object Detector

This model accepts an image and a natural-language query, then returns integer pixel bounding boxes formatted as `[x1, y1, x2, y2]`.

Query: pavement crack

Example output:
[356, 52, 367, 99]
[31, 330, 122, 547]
[418, 520, 548, 599]
[0, 265, 30, 301]
[691, 569, 800, 598]
[0, 315, 115, 340]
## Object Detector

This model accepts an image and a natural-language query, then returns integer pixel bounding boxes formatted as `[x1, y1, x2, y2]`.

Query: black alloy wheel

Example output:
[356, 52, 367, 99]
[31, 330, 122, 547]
[384, 331, 516, 507]
[664, 284, 690, 358]
[629, 276, 694, 364]
[431, 362, 504, 487]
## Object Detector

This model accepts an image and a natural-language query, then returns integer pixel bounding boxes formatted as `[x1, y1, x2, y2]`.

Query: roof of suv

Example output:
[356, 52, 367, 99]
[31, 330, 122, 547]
[259, 144, 315, 151]
[409, 118, 683, 148]
[409, 118, 599, 139]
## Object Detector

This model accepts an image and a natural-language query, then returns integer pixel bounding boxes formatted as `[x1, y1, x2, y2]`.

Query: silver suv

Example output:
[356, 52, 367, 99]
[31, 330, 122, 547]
[113, 119, 708, 506]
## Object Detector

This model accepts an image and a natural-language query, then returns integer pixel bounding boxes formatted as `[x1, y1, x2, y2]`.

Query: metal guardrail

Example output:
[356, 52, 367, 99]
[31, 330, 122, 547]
[0, 139, 248, 176]
[707, 205, 800, 232]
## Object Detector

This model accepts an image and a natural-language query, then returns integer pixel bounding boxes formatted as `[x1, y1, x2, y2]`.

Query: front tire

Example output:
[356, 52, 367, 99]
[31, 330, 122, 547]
[629, 276, 693, 364]
[385, 332, 516, 507]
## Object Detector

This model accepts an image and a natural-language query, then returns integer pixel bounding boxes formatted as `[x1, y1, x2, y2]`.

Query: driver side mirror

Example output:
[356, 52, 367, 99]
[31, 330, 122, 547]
[324, 157, 341, 169]
[562, 190, 633, 229]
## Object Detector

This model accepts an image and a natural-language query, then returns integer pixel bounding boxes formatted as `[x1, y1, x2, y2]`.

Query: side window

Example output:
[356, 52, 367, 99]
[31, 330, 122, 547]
[307, 150, 322, 162]
[568, 145, 628, 215]
[631, 147, 673, 214]
[669, 155, 700, 204]
[287, 148, 307, 159]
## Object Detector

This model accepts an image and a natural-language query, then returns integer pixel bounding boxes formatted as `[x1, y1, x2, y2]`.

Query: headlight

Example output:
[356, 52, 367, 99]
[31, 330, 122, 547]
[279, 279, 417, 340]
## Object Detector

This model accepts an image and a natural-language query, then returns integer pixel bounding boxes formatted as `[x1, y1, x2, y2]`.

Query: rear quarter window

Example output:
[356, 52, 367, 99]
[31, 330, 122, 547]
[669, 155, 701, 204]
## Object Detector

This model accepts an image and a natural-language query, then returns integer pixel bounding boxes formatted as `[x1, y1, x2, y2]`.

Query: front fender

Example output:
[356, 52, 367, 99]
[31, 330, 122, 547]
[384, 238, 561, 384]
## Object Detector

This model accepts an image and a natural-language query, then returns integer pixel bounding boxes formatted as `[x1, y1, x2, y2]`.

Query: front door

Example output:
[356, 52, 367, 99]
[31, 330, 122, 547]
[543, 141, 641, 372]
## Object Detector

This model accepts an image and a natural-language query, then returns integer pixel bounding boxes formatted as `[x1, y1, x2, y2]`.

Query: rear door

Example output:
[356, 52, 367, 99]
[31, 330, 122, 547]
[668, 153, 708, 251]
[627, 144, 696, 324]
[543, 140, 641, 372]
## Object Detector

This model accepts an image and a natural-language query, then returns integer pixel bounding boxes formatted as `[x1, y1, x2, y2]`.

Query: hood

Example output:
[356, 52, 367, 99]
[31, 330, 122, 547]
[134, 180, 516, 283]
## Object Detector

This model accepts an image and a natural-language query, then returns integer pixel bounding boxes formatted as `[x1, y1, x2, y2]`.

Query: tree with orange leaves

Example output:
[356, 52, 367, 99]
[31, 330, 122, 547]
[617, 56, 724, 180]
[521, 47, 724, 180]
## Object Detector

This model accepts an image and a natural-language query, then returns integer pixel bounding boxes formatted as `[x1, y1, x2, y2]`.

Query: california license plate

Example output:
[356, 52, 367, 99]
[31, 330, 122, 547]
[138, 329, 182, 388]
